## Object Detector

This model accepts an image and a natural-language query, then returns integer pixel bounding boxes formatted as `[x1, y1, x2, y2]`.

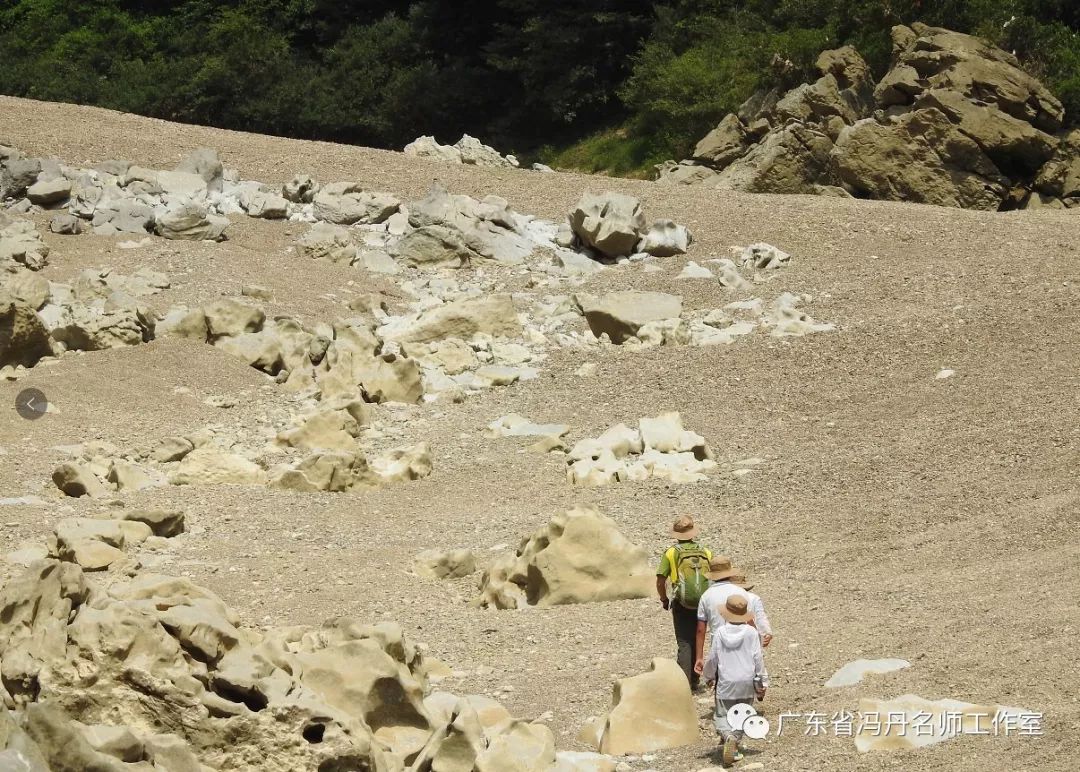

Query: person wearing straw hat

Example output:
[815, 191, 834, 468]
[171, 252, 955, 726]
[693, 555, 751, 674]
[656, 515, 712, 689]
[730, 570, 773, 648]
[698, 594, 769, 766]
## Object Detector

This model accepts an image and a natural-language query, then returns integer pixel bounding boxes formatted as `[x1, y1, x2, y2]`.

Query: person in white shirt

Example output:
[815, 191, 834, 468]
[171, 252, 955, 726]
[694, 556, 750, 672]
[696, 595, 769, 766]
[730, 571, 773, 648]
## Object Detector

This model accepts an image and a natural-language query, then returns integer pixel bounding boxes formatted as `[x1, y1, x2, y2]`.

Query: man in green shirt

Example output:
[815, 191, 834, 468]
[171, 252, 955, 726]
[656, 515, 712, 689]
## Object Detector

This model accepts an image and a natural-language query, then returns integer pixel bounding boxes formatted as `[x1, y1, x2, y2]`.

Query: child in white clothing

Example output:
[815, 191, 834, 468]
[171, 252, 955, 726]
[698, 594, 769, 766]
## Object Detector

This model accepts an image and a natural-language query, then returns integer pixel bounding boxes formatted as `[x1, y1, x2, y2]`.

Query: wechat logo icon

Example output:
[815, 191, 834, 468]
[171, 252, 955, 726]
[727, 702, 771, 739]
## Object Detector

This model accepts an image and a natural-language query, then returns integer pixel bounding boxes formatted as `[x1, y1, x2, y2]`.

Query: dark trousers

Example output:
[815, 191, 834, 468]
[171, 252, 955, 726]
[671, 603, 699, 688]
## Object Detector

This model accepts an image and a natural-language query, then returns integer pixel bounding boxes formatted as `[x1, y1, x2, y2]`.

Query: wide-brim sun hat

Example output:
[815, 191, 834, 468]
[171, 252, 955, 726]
[720, 595, 753, 624]
[730, 573, 755, 591]
[670, 515, 699, 540]
[706, 555, 737, 581]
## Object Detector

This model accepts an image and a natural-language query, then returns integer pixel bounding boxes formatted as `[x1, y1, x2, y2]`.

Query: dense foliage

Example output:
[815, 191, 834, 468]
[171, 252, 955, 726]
[1, 1, 1078, 171]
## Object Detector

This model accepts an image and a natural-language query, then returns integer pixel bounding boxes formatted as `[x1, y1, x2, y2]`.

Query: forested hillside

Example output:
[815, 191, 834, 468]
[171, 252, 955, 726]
[2, 0, 1078, 173]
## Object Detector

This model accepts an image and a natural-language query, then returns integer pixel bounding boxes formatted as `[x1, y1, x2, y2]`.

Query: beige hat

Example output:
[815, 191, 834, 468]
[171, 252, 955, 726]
[730, 572, 755, 591]
[706, 555, 738, 581]
[670, 515, 699, 540]
[719, 595, 753, 624]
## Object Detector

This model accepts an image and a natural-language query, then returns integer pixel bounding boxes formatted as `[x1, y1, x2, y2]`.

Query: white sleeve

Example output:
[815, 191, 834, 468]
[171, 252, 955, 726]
[752, 634, 769, 687]
[752, 595, 771, 635]
[697, 591, 709, 623]
[703, 630, 719, 681]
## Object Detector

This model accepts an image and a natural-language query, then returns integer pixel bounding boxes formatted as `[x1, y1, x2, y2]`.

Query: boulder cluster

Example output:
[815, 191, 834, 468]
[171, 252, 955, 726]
[50, 399, 432, 499]
[660, 24, 1079, 210]
[404, 134, 522, 169]
[472, 506, 655, 609]
[0, 554, 611, 771]
[566, 413, 716, 486]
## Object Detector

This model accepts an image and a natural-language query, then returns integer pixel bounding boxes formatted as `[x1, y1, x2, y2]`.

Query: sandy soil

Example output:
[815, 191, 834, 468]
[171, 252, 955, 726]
[1, 95, 1078, 772]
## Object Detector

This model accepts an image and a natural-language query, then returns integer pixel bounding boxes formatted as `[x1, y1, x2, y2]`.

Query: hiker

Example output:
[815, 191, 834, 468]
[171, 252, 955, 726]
[697, 595, 769, 766]
[655, 515, 712, 688]
[730, 571, 773, 648]
[694, 555, 751, 673]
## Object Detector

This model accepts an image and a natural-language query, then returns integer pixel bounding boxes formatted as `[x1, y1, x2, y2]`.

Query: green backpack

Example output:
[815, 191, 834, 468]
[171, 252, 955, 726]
[667, 544, 711, 609]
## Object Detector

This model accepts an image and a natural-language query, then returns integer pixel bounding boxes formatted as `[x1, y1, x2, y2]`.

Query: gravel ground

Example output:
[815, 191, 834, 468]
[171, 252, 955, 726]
[1, 96, 1078, 772]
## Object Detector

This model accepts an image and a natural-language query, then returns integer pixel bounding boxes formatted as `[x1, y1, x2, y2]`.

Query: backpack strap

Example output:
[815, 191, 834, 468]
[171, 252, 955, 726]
[665, 546, 679, 584]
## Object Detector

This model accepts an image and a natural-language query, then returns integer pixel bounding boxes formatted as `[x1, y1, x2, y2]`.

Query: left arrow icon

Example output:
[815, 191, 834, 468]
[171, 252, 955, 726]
[15, 388, 48, 420]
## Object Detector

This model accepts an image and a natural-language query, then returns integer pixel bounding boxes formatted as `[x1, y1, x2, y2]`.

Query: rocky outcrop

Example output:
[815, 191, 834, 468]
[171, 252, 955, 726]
[832, 108, 1010, 210]
[565, 412, 716, 486]
[404, 134, 520, 168]
[661, 25, 1077, 210]
[576, 291, 683, 344]
[0, 291, 53, 368]
[473, 506, 654, 609]
[0, 556, 580, 771]
[588, 659, 699, 755]
[568, 192, 647, 258]
[0, 215, 49, 270]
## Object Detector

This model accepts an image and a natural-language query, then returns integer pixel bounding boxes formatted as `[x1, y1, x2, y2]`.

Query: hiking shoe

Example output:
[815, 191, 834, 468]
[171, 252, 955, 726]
[722, 735, 738, 766]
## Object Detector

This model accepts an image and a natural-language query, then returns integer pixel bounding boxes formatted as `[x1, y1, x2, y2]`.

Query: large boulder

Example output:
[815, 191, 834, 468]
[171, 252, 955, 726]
[568, 192, 646, 258]
[404, 135, 519, 168]
[1, 270, 49, 309]
[214, 329, 285, 374]
[26, 177, 72, 206]
[90, 199, 154, 236]
[282, 173, 319, 203]
[831, 108, 1008, 210]
[156, 305, 209, 341]
[406, 185, 534, 266]
[0, 217, 50, 271]
[714, 121, 836, 194]
[415, 549, 478, 580]
[154, 203, 228, 241]
[276, 407, 364, 452]
[272, 451, 374, 492]
[473, 506, 654, 609]
[297, 222, 357, 264]
[454, 135, 519, 168]
[168, 447, 266, 486]
[637, 220, 693, 257]
[175, 147, 224, 186]
[577, 291, 683, 344]
[691, 114, 749, 169]
[1034, 129, 1080, 203]
[0, 157, 41, 199]
[404, 136, 465, 164]
[391, 294, 521, 344]
[594, 659, 699, 755]
[881, 23, 1064, 133]
[391, 225, 473, 269]
[0, 292, 52, 367]
[355, 353, 424, 404]
[48, 305, 155, 351]
[655, 161, 722, 186]
[914, 88, 1057, 174]
[203, 298, 265, 339]
[773, 46, 876, 128]
[51, 463, 109, 498]
[312, 183, 399, 225]
[239, 188, 289, 219]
